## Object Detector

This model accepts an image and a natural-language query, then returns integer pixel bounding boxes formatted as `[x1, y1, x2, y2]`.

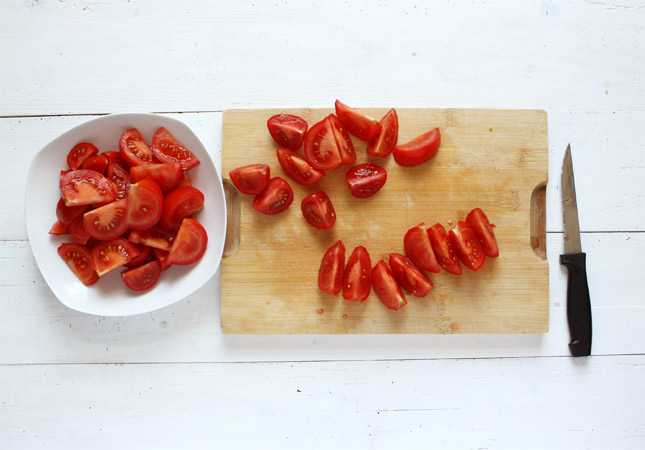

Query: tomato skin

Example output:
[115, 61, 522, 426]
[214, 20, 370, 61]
[106, 162, 131, 199]
[56, 198, 86, 225]
[127, 177, 164, 231]
[393, 128, 441, 167]
[124, 243, 153, 268]
[303, 117, 343, 171]
[371, 260, 407, 311]
[301, 191, 336, 230]
[229, 164, 270, 195]
[318, 240, 345, 295]
[427, 223, 462, 275]
[366, 109, 399, 158]
[252, 177, 294, 215]
[449, 221, 486, 271]
[166, 218, 208, 266]
[267, 114, 308, 150]
[104, 151, 128, 170]
[130, 163, 183, 191]
[329, 114, 356, 165]
[80, 154, 109, 175]
[49, 220, 69, 235]
[128, 225, 176, 251]
[60, 170, 116, 206]
[388, 253, 433, 298]
[82, 198, 130, 240]
[334, 100, 381, 141]
[153, 248, 171, 271]
[67, 143, 99, 170]
[121, 260, 161, 291]
[119, 128, 158, 166]
[69, 215, 90, 245]
[342, 246, 372, 302]
[151, 127, 200, 170]
[161, 185, 205, 231]
[91, 237, 140, 277]
[466, 208, 499, 258]
[277, 148, 324, 187]
[404, 223, 440, 273]
[345, 163, 387, 199]
[58, 243, 98, 286]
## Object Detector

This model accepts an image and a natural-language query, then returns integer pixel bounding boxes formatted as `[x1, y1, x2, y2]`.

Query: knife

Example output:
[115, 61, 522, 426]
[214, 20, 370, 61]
[560, 144, 592, 357]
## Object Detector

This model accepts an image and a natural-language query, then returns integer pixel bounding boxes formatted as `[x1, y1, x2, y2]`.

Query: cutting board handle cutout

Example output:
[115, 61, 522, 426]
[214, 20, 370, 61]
[223, 179, 240, 258]
[530, 181, 547, 260]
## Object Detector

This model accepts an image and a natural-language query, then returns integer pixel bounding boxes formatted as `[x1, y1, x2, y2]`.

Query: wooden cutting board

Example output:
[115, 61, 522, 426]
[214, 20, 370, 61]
[220, 108, 548, 334]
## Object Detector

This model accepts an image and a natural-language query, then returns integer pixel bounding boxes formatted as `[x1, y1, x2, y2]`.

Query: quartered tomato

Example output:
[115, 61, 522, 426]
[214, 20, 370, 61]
[67, 143, 99, 170]
[121, 260, 161, 291]
[404, 223, 440, 273]
[49, 220, 69, 235]
[119, 128, 158, 166]
[166, 218, 208, 266]
[56, 198, 86, 225]
[329, 114, 356, 165]
[427, 223, 462, 275]
[252, 177, 293, 215]
[128, 225, 175, 251]
[276, 147, 324, 187]
[153, 248, 171, 271]
[342, 245, 372, 302]
[176, 170, 192, 187]
[151, 127, 200, 170]
[388, 253, 433, 298]
[160, 185, 205, 231]
[345, 163, 387, 198]
[318, 240, 345, 295]
[106, 162, 130, 199]
[366, 109, 399, 158]
[91, 237, 140, 277]
[127, 177, 164, 231]
[60, 170, 116, 206]
[104, 151, 128, 169]
[304, 117, 343, 171]
[80, 154, 109, 175]
[267, 113, 308, 150]
[301, 191, 336, 229]
[58, 243, 98, 286]
[124, 243, 153, 268]
[229, 164, 270, 195]
[449, 221, 486, 271]
[393, 127, 441, 167]
[82, 198, 129, 240]
[130, 163, 183, 191]
[69, 215, 90, 245]
[371, 260, 407, 311]
[334, 100, 381, 141]
[466, 208, 499, 258]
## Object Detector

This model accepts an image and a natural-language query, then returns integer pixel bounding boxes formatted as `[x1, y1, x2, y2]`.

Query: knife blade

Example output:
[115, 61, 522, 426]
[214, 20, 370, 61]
[560, 144, 592, 357]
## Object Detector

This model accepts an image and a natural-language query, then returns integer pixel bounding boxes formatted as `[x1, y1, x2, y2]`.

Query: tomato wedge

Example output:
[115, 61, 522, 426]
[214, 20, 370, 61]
[124, 243, 153, 268]
[166, 217, 208, 265]
[127, 177, 164, 231]
[106, 162, 131, 199]
[67, 143, 99, 170]
[393, 128, 441, 167]
[91, 237, 140, 277]
[404, 223, 440, 273]
[80, 154, 109, 175]
[56, 198, 86, 225]
[253, 177, 293, 215]
[345, 163, 387, 198]
[303, 117, 343, 171]
[58, 243, 98, 286]
[121, 260, 161, 291]
[151, 127, 200, 170]
[69, 215, 90, 245]
[388, 253, 433, 298]
[119, 128, 158, 166]
[130, 163, 183, 191]
[129, 225, 176, 251]
[104, 151, 128, 169]
[153, 248, 171, 271]
[334, 100, 381, 141]
[229, 164, 270, 195]
[449, 221, 486, 271]
[329, 114, 356, 165]
[367, 109, 399, 158]
[427, 223, 462, 275]
[371, 260, 407, 311]
[267, 113, 308, 150]
[318, 240, 345, 295]
[466, 208, 499, 258]
[160, 185, 205, 231]
[82, 198, 129, 240]
[301, 191, 336, 230]
[177, 170, 192, 187]
[60, 170, 116, 206]
[342, 245, 372, 302]
[49, 220, 69, 235]
[276, 147, 324, 187]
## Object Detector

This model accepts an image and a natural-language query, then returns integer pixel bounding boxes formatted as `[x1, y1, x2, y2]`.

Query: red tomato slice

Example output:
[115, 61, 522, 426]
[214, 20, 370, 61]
[367, 109, 399, 158]
[82, 198, 130, 240]
[449, 221, 486, 271]
[161, 185, 205, 231]
[371, 260, 407, 311]
[342, 245, 372, 302]
[276, 148, 324, 187]
[303, 117, 343, 171]
[106, 162, 131, 199]
[58, 243, 98, 286]
[124, 243, 153, 268]
[301, 191, 336, 230]
[151, 127, 200, 170]
[177, 170, 192, 187]
[404, 222, 440, 273]
[153, 248, 171, 271]
[127, 177, 164, 231]
[119, 128, 158, 166]
[252, 177, 293, 215]
[267, 113, 308, 150]
[334, 100, 381, 141]
[345, 163, 387, 198]
[427, 223, 462, 275]
[69, 215, 90, 245]
[60, 169, 116, 206]
[129, 225, 176, 251]
[56, 197, 87, 225]
[393, 128, 441, 167]
[329, 114, 356, 165]
[49, 220, 69, 235]
[130, 163, 183, 191]
[318, 240, 345, 295]
[104, 151, 128, 169]
[121, 260, 161, 291]
[466, 208, 499, 258]
[229, 164, 270, 195]
[67, 142, 99, 170]
[388, 253, 433, 298]
[80, 154, 109, 175]
[166, 218, 208, 265]
[91, 237, 140, 277]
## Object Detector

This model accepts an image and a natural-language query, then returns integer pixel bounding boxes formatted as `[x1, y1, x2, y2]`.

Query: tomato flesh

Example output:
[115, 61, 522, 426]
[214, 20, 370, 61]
[253, 177, 294, 215]
[91, 237, 140, 277]
[166, 218, 208, 265]
[427, 223, 462, 275]
[106, 162, 131, 199]
[69, 215, 90, 245]
[128, 225, 176, 251]
[67, 143, 99, 170]
[82, 198, 130, 240]
[277, 147, 324, 187]
[81, 154, 109, 175]
[58, 243, 98, 286]
[127, 177, 164, 231]
[318, 240, 345, 295]
[121, 260, 161, 291]
[130, 163, 183, 191]
[56, 197, 87, 225]
[119, 128, 158, 166]
[161, 185, 205, 231]
[388, 253, 433, 298]
[229, 164, 270, 195]
[367, 109, 399, 158]
[393, 128, 441, 167]
[329, 114, 356, 165]
[371, 260, 407, 311]
[303, 117, 342, 171]
[267, 113, 308, 150]
[334, 100, 381, 141]
[345, 163, 387, 199]
[60, 170, 116, 206]
[124, 243, 153, 268]
[342, 246, 372, 302]
[404, 222, 440, 273]
[301, 191, 336, 230]
[151, 127, 200, 169]
[49, 220, 69, 235]
[449, 221, 486, 271]
[466, 208, 499, 258]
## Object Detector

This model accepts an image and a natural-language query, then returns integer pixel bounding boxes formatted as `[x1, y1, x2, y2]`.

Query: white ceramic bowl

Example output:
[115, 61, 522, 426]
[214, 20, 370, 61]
[26, 113, 227, 316]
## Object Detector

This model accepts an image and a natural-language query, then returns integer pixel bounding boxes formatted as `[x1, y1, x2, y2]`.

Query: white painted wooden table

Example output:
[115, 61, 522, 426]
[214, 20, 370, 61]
[1, 1, 644, 448]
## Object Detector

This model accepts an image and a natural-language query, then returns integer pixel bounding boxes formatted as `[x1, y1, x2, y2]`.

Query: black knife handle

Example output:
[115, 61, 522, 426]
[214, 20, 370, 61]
[560, 252, 592, 357]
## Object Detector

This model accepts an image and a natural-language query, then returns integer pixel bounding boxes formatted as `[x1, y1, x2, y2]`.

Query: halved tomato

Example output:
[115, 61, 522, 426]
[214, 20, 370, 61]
[127, 177, 163, 231]
[404, 223, 440, 273]
[276, 148, 324, 187]
[60, 170, 116, 206]
[58, 243, 98, 286]
[91, 237, 140, 277]
[67, 143, 99, 170]
[371, 260, 407, 311]
[161, 185, 205, 231]
[82, 198, 129, 240]
[466, 208, 499, 258]
[367, 109, 399, 158]
[49, 220, 69, 235]
[80, 154, 109, 175]
[449, 221, 486, 271]
[56, 197, 87, 225]
[267, 113, 308, 150]
[151, 127, 200, 170]
[427, 223, 462, 275]
[388, 253, 433, 298]
[393, 128, 441, 167]
[345, 163, 387, 198]
[303, 117, 342, 171]
[334, 100, 380, 141]
[130, 163, 183, 191]
[124, 243, 153, 268]
[69, 215, 90, 245]
[301, 191, 336, 230]
[252, 177, 293, 215]
[229, 164, 270, 195]
[318, 240, 345, 295]
[129, 225, 175, 251]
[121, 260, 161, 291]
[166, 218, 208, 266]
[119, 128, 158, 166]
[329, 114, 356, 165]
[342, 245, 372, 302]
